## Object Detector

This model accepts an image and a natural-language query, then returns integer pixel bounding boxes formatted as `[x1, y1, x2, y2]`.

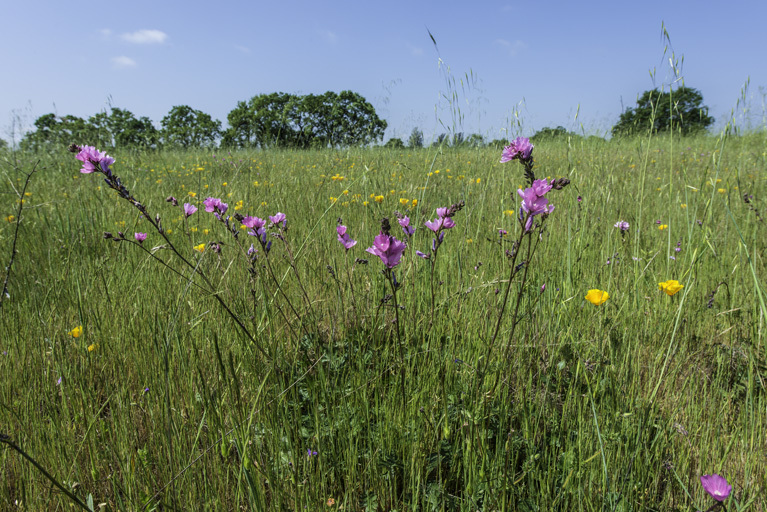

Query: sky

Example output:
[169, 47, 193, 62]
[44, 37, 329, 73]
[2, 0, 766, 144]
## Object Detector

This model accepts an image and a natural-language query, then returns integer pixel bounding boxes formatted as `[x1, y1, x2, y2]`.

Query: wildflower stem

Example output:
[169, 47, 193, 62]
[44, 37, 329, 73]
[387, 269, 407, 411]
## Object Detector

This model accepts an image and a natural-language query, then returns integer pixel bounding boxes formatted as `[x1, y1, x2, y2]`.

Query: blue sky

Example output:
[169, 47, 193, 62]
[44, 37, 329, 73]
[2, 0, 766, 143]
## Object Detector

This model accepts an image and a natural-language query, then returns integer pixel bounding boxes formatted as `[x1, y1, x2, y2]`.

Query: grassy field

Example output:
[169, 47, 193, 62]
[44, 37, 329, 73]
[0, 132, 765, 510]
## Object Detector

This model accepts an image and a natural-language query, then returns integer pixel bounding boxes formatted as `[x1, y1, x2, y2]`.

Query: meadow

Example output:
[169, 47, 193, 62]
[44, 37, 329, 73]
[0, 132, 765, 511]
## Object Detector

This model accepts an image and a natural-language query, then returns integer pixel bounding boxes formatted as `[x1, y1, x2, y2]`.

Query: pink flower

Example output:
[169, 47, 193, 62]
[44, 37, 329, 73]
[614, 220, 629, 231]
[183, 203, 197, 217]
[269, 212, 287, 227]
[75, 146, 115, 174]
[500, 137, 534, 163]
[336, 225, 357, 250]
[366, 232, 407, 268]
[398, 216, 415, 237]
[700, 474, 731, 502]
[134, 232, 147, 243]
[243, 216, 267, 238]
[424, 216, 455, 233]
[203, 197, 223, 213]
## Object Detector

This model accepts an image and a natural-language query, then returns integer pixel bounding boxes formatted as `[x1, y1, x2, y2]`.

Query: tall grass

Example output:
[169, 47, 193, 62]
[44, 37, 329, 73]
[0, 132, 764, 510]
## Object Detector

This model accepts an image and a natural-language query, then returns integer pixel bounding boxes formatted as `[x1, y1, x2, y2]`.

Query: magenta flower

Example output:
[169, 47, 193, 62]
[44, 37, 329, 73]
[700, 474, 731, 502]
[424, 216, 455, 233]
[436, 207, 449, 218]
[75, 146, 115, 174]
[269, 212, 287, 227]
[243, 216, 267, 239]
[183, 203, 197, 217]
[500, 137, 534, 163]
[518, 184, 554, 231]
[134, 232, 147, 243]
[532, 179, 552, 197]
[398, 216, 415, 237]
[203, 197, 222, 213]
[366, 232, 407, 268]
[336, 224, 357, 250]
[614, 220, 629, 231]
[415, 250, 430, 259]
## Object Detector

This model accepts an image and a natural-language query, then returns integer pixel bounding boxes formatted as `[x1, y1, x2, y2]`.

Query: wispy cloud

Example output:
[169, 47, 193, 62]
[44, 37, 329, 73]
[234, 44, 251, 54]
[112, 56, 137, 69]
[318, 30, 338, 44]
[99, 28, 112, 39]
[407, 43, 424, 56]
[495, 38, 527, 56]
[121, 29, 168, 44]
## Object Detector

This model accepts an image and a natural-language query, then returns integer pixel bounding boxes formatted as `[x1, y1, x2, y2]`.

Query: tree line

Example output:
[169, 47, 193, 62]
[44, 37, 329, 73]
[17, 91, 387, 151]
[9, 86, 715, 151]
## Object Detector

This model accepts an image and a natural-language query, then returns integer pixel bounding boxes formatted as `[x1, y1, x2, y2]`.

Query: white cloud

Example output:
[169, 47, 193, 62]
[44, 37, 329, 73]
[234, 44, 251, 54]
[99, 28, 112, 38]
[495, 38, 527, 56]
[121, 29, 168, 44]
[318, 30, 338, 44]
[112, 56, 137, 69]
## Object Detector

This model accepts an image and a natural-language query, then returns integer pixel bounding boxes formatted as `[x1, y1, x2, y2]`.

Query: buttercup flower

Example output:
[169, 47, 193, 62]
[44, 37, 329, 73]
[194, 243, 205, 253]
[585, 289, 609, 306]
[68, 326, 83, 338]
[500, 137, 534, 163]
[658, 280, 683, 296]
[366, 232, 407, 268]
[700, 474, 731, 502]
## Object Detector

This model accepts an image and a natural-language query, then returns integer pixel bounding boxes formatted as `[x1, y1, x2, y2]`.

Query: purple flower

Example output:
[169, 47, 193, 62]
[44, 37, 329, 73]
[499, 229, 507, 236]
[183, 203, 197, 217]
[243, 216, 267, 239]
[247, 244, 257, 257]
[203, 197, 226, 214]
[540, 284, 546, 293]
[75, 146, 115, 174]
[500, 137, 534, 163]
[307, 449, 318, 457]
[532, 179, 552, 197]
[269, 212, 287, 227]
[166, 196, 178, 206]
[424, 216, 455, 232]
[415, 250, 430, 259]
[134, 232, 147, 243]
[398, 216, 415, 237]
[366, 232, 407, 269]
[336, 224, 357, 250]
[614, 221, 629, 231]
[436, 207, 449, 218]
[700, 474, 731, 502]
[577, 196, 583, 203]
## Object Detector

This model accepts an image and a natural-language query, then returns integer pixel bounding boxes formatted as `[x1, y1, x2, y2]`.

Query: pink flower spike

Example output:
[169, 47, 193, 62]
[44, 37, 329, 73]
[203, 197, 221, 213]
[700, 474, 731, 502]
[183, 203, 197, 217]
[366, 232, 406, 268]
[269, 212, 287, 227]
[243, 216, 266, 230]
[134, 232, 147, 244]
[436, 207, 449, 218]
[424, 218, 442, 233]
[500, 137, 534, 163]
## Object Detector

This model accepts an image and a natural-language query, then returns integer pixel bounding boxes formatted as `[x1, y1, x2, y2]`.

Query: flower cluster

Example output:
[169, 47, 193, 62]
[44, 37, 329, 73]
[500, 137, 534, 163]
[336, 223, 357, 251]
[366, 232, 406, 269]
[74, 145, 115, 175]
[518, 179, 555, 231]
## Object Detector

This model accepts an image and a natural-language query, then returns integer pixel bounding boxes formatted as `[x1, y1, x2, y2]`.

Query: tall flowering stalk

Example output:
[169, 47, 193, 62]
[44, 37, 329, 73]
[484, 139, 569, 379]
[68, 144, 269, 358]
[416, 202, 464, 336]
[366, 218, 408, 408]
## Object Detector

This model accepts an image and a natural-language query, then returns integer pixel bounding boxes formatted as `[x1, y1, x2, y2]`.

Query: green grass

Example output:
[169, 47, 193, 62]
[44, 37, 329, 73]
[0, 133, 765, 511]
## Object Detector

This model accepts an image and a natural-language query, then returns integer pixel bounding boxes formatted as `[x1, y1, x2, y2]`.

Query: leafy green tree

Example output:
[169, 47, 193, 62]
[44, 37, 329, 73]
[466, 133, 485, 148]
[531, 126, 572, 141]
[612, 86, 714, 137]
[0, 138, 7, 151]
[384, 137, 404, 148]
[223, 91, 386, 149]
[408, 128, 424, 148]
[20, 114, 95, 151]
[86, 108, 159, 149]
[431, 133, 448, 148]
[161, 105, 221, 148]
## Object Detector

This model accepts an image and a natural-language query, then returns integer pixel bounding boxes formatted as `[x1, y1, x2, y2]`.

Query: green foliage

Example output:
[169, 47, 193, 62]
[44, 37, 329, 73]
[222, 91, 387, 149]
[161, 105, 221, 148]
[0, 138, 7, 150]
[19, 113, 95, 152]
[384, 137, 404, 148]
[531, 126, 574, 142]
[612, 86, 714, 137]
[407, 127, 424, 148]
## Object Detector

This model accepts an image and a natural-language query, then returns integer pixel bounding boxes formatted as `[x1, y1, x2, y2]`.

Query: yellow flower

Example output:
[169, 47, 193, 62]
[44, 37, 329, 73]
[585, 289, 609, 306]
[68, 325, 83, 338]
[411, 198, 417, 206]
[363, 201, 369, 206]
[87, 343, 98, 352]
[658, 224, 668, 230]
[476, 178, 481, 184]
[188, 191, 197, 197]
[342, 189, 349, 195]
[658, 280, 683, 296]
[374, 195, 384, 203]
[5, 215, 15, 223]
[399, 198, 409, 205]
[203, 229, 210, 235]
[194, 243, 205, 253]
[327, 498, 335, 506]
[680, 204, 687, 208]
[503, 209, 515, 217]
[717, 188, 726, 194]
[222, 182, 228, 187]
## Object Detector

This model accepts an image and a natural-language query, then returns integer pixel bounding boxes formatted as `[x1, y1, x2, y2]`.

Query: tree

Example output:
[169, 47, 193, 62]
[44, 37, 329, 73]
[384, 137, 404, 148]
[87, 108, 159, 149]
[408, 128, 424, 148]
[20, 113, 95, 151]
[612, 86, 714, 137]
[161, 105, 221, 148]
[531, 126, 572, 141]
[466, 133, 485, 148]
[222, 91, 387, 149]
[0, 138, 7, 151]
